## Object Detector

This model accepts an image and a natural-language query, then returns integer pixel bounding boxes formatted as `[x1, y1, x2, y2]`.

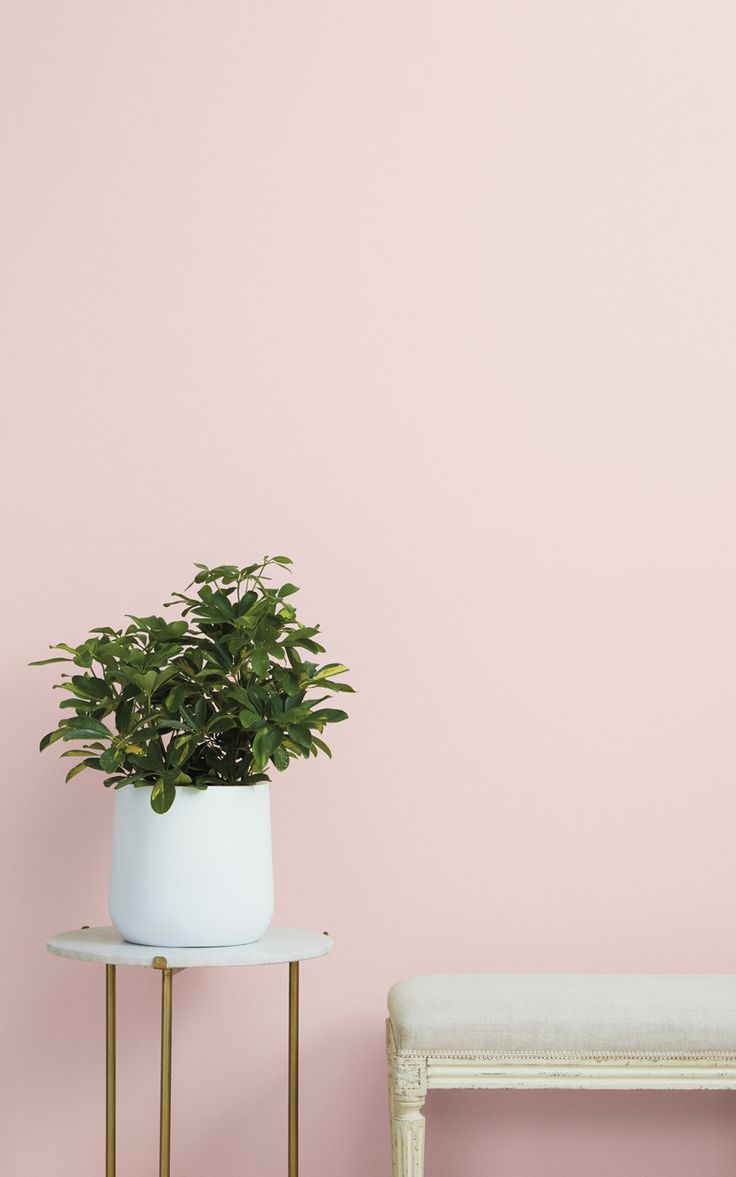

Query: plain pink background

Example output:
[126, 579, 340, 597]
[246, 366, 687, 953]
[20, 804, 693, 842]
[3, 2, 736, 1174]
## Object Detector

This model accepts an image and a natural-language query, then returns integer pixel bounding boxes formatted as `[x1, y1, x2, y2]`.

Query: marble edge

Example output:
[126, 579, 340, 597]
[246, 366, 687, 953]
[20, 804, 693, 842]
[46, 928, 335, 968]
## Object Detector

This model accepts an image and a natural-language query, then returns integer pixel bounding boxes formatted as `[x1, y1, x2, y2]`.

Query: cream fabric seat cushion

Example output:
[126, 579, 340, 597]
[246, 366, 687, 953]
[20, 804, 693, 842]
[388, 974, 736, 1056]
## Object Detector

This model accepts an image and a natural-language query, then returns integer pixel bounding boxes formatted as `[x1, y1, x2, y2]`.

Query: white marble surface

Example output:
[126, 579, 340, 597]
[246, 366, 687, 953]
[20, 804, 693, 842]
[47, 925, 334, 968]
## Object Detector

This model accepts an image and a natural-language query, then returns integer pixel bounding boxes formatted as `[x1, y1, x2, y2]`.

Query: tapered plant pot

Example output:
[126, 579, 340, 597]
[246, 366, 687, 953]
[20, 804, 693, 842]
[109, 783, 274, 948]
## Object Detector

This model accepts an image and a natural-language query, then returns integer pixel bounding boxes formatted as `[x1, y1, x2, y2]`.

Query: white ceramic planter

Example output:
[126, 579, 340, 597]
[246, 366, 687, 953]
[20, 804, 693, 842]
[109, 784, 274, 948]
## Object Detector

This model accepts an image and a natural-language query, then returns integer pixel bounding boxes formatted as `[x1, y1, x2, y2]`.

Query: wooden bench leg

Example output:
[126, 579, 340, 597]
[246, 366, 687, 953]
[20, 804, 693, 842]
[391, 1090, 426, 1177]
[387, 1021, 427, 1177]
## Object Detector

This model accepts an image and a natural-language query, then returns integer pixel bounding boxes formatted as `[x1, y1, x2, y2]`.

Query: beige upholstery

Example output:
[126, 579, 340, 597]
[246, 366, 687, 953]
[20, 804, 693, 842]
[388, 973, 736, 1056]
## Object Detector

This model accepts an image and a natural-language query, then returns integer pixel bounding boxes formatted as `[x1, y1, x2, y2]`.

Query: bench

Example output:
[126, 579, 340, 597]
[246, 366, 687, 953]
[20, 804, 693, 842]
[386, 974, 736, 1176]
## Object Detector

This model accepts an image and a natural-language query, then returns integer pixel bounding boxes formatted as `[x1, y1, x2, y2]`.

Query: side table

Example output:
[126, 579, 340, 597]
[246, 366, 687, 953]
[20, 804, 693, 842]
[47, 925, 334, 1177]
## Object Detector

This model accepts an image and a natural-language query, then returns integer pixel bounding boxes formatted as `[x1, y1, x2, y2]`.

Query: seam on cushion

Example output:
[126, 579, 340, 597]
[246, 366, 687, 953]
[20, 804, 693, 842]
[394, 1048, 736, 1061]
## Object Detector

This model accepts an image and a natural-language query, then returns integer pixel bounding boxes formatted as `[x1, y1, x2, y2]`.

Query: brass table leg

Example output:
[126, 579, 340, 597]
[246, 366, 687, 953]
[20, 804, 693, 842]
[159, 967, 173, 1177]
[106, 965, 116, 1177]
[101, 953, 307, 1177]
[288, 961, 299, 1177]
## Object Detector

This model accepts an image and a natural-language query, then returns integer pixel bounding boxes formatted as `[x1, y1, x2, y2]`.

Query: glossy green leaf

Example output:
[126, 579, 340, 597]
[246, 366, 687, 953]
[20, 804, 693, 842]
[273, 667, 300, 695]
[239, 708, 264, 730]
[287, 723, 312, 750]
[251, 647, 269, 676]
[289, 637, 324, 654]
[62, 718, 112, 740]
[310, 663, 349, 681]
[39, 729, 64, 751]
[271, 745, 290, 771]
[252, 725, 282, 770]
[71, 675, 110, 699]
[65, 762, 88, 782]
[150, 777, 176, 814]
[115, 698, 135, 735]
[98, 747, 121, 773]
[236, 591, 258, 616]
[207, 715, 238, 734]
[310, 735, 332, 758]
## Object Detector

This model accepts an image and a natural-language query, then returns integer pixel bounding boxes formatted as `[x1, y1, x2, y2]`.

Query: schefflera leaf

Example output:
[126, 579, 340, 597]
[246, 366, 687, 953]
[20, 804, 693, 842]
[32, 557, 353, 812]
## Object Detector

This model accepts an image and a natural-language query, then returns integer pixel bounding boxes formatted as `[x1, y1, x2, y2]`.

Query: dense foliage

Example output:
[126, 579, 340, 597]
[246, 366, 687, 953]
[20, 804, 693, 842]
[33, 558, 353, 813]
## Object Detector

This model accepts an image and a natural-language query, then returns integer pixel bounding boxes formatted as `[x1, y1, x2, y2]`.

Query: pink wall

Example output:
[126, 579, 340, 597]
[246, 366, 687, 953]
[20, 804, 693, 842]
[3, 2, 736, 1174]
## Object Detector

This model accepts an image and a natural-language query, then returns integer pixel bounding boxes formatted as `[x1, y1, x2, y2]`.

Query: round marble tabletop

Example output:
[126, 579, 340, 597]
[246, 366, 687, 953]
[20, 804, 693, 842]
[47, 925, 334, 969]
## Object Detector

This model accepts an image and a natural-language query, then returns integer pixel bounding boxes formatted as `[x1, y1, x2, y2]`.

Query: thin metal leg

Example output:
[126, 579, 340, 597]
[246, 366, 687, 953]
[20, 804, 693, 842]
[106, 965, 116, 1177]
[159, 968, 173, 1177]
[288, 961, 299, 1177]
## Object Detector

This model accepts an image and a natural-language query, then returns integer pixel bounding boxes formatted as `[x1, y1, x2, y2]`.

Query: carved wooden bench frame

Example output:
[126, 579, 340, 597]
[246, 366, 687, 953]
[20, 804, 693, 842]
[386, 1018, 736, 1177]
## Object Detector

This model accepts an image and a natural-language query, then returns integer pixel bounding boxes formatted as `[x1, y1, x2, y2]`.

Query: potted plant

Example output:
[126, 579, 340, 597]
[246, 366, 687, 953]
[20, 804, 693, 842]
[33, 558, 353, 948]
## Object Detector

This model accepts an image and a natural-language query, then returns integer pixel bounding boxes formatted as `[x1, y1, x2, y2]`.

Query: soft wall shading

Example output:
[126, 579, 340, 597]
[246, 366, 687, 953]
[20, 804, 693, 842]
[2, 3, 736, 1175]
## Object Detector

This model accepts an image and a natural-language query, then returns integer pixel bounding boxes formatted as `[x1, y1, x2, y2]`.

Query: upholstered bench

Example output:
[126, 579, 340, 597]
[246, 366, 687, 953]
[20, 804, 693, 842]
[386, 974, 736, 1176]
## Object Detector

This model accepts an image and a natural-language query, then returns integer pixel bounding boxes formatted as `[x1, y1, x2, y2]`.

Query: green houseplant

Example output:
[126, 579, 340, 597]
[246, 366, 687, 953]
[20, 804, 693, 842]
[33, 558, 353, 947]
